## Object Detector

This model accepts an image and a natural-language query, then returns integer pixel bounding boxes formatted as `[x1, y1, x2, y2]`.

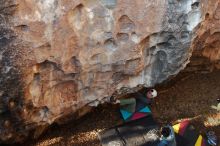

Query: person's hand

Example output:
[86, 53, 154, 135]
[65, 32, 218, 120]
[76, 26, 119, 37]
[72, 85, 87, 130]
[109, 96, 120, 104]
[114, 99, 120, 104]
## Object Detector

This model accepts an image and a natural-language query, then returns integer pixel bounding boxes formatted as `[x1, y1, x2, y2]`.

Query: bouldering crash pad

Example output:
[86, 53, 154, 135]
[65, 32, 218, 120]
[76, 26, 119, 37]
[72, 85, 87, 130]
[173, 120, 210, 146]
[119, 94, 152, 122]
[120, 106, 152, 122]
[98, 116, 160, 146]
[98, 119, 210, 146]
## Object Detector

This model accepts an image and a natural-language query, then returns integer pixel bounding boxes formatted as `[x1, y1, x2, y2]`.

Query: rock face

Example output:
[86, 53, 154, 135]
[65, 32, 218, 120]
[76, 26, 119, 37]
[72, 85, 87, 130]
[187, 0, 220, 72]
[0, 0, 219, 143]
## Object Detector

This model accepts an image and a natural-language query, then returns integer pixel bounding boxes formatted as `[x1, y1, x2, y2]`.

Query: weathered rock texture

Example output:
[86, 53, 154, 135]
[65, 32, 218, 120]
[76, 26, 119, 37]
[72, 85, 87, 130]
[0, 0, 219, 143]
[187, 0, 220, 72]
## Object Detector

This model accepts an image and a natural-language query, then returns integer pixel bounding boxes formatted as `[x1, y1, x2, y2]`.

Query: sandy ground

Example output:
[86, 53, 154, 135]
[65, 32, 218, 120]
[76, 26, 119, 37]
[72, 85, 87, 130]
[17, 70, 220, 146]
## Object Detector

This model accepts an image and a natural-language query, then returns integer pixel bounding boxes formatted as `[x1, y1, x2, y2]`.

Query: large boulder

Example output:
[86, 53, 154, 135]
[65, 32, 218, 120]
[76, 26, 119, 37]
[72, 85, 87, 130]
[0, 0, 219, 143]
[186, 0, 220, 72]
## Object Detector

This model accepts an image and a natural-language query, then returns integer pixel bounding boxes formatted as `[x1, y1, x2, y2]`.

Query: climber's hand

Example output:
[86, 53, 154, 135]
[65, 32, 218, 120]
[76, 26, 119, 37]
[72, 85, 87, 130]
[109, 96, 120, 104]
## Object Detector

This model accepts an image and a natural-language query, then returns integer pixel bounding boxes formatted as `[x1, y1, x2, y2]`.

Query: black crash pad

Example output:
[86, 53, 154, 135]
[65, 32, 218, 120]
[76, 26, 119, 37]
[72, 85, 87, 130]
[98, 117, 210, 146]
[98, 116, 160, 146]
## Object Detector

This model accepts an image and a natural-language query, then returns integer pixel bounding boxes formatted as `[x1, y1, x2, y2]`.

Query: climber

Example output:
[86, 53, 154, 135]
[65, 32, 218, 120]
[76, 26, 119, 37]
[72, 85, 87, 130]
[110, 88, 157, 113]
[158, 125, 176, 146]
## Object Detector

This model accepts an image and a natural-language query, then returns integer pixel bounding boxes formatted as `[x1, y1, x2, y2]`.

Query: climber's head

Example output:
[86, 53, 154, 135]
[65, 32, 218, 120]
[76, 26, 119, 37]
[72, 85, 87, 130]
[146, 89, 157, 99]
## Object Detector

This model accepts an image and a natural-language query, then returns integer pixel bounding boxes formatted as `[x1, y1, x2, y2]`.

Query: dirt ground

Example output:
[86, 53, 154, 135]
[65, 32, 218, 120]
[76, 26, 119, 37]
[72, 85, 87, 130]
[19, 70, 220, 146]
